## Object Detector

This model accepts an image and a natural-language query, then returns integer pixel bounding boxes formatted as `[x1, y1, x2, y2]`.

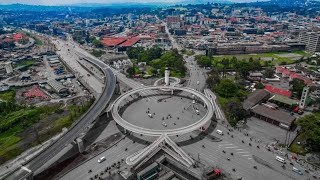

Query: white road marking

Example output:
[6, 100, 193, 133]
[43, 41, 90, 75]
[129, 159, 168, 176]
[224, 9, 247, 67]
[225, 146, 238, 149]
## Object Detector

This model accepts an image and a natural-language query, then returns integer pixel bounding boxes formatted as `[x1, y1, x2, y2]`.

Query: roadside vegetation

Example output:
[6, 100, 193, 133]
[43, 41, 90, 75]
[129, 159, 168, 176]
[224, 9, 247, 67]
[289, 113, 320, 155]
[181, 49, 195, 56]
[90, 49, 105, 58]
[0, 89, 93, 164]
[126, 47, 186, 78]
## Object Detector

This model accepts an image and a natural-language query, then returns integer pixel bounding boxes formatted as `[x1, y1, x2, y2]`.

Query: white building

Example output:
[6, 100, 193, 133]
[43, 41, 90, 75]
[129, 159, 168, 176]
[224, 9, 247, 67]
[4, 62, 13, 74]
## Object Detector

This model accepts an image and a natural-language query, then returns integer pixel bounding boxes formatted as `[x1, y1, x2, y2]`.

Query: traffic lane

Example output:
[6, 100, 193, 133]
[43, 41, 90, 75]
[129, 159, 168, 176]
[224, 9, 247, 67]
[27, 76, 114, 171]
[183, 138, 293, 180]
[214, 125, 308, 180]
[26, 61, 115, 171]
[59, 138, 146, 180]
[54, 41, 103, 93]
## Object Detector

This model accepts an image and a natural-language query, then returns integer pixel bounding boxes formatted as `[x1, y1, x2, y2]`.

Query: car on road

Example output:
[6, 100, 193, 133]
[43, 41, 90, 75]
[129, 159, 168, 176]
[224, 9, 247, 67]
[292, 167, 303, 175]
[275, 156, 286, 164]
[98, 156, 106, 163]
[216, 130, 223, 135]
[192, 100, 196, 104]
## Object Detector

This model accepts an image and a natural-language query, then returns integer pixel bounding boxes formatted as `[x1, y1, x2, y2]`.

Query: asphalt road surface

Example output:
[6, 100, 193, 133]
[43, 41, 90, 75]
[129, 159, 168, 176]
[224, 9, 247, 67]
[4, 35, 116, 180]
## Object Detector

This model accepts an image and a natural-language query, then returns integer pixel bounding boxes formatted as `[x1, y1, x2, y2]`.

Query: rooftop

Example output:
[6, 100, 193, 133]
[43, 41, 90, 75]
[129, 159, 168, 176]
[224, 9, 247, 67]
[251, 104, 296, 125]
[119, 37, 140, 47]
[243, 89, 270, 110]
[270, 94, 299, 106]
[102, 37, 127, 47]
[264, 84, 292, 97]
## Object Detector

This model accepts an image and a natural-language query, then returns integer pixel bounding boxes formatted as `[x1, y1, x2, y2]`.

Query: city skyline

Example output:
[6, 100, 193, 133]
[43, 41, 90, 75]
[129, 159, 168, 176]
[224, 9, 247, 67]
[0, 0, 268, 5]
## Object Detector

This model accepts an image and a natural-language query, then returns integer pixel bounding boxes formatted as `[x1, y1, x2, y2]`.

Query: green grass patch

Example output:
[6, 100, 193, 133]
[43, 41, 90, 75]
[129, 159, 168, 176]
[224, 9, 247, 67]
[15, 60, 35, 67]
[288, 134, 307, 155]
[34, 37, 43, 45]
[90, 49, 105, 57]
[0, 98, 93, 164]
[0, 90, 15, 102]
[212, 51, 304, 66]
[289, 143, 307, 155]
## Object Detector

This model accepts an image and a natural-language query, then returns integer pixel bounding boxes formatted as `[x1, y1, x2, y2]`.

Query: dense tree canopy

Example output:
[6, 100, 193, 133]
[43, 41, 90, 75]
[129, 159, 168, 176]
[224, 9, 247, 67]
[263, 68, 275, 78]
[150, 50, 186, 77]
[297, 113, 320, 152]
[290, 78, 305, 98]
[127, 46, 163, 63]
[215, 79, 238, 98]
[195, 55, 211, 67]
[226, 100, 247, 126]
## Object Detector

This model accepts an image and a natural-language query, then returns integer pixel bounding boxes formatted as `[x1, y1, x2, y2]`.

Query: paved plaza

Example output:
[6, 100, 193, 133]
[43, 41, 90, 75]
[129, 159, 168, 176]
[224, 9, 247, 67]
[122, 94, 206, 131]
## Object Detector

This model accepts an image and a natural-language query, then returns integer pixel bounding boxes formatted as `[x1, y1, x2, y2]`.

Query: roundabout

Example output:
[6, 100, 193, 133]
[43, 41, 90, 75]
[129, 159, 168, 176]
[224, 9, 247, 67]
[111, 86, 214, 136]
[111, 86, 215, 166]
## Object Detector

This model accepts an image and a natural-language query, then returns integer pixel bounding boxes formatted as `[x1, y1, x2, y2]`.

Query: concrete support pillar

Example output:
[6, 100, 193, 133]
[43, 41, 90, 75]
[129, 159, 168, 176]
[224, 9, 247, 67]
[76, 138, 85, 153]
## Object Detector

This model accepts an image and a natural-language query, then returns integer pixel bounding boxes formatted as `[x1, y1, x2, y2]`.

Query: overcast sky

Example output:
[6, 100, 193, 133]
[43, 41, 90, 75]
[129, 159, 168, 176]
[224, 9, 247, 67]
[0, 0, 262, 5]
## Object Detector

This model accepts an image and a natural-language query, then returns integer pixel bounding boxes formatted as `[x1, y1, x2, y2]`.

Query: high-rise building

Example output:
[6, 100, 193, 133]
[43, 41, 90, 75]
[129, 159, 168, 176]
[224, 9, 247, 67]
[299, 32, 320, 53]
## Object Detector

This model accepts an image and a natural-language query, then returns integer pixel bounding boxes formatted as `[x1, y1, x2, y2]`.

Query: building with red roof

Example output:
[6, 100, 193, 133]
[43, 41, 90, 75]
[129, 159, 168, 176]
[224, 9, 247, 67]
[119, 37, 140, 47]
[13, 33, 23, 41]
[275, 66, 313, 84]
[264, 84, 292, 97]
[102, 37, 127, 47]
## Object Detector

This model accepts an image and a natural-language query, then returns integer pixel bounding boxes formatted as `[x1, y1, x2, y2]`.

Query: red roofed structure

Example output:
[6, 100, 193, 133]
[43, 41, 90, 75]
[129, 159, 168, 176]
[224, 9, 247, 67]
[119, 37, 140, 47]
[264, 84, 292, 97]
[102, 37, 127, 47]
[13, 33, 23, 41]
[276, 66, 313, 84]
[24, 86, 49, 99]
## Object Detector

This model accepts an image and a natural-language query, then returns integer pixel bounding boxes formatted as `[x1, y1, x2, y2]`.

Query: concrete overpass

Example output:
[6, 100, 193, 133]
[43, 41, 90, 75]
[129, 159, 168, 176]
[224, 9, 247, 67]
[2, 38, 116, 180]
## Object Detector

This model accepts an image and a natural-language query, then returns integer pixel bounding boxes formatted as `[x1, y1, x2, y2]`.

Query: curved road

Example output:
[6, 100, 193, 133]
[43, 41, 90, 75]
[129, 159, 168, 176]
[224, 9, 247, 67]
[4, 37, 116, 179]
[112, 86, 214, 136]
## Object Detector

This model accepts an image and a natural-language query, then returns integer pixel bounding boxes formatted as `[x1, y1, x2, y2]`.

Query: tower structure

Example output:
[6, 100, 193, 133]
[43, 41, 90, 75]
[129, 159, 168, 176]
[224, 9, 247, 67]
[299, 86, 309, 109]
[165, 67, 170, 86]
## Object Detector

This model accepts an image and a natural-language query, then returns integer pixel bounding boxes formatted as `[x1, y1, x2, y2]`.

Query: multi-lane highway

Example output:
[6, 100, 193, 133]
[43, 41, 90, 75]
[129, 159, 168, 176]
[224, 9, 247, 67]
[3, 35, 116, 179]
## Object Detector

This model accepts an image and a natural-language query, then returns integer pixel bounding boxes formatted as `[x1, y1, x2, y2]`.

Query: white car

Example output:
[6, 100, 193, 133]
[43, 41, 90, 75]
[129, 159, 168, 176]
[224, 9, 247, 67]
[216, 130, 223, 135]
[98, 156, 106, 163]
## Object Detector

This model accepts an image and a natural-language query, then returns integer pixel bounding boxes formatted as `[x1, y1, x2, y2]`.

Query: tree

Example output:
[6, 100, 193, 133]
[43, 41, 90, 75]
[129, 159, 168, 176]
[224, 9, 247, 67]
[290, 79, 305, 98]
[215, 79, 238, 98]
[196, 55, 211, 67]
[206, 68, 220, 88]
[297, 113, 320, 152]
[255, 82, 265, 89]
[92, 39, 103, 48]
[226, 100, 247, 126]
[221, 58, 230, 77]
[263, 68, 275, 78]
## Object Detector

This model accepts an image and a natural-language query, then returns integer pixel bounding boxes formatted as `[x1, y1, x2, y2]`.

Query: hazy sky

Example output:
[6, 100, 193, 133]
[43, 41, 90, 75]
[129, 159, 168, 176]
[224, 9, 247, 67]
[0, 0, 260, 5]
